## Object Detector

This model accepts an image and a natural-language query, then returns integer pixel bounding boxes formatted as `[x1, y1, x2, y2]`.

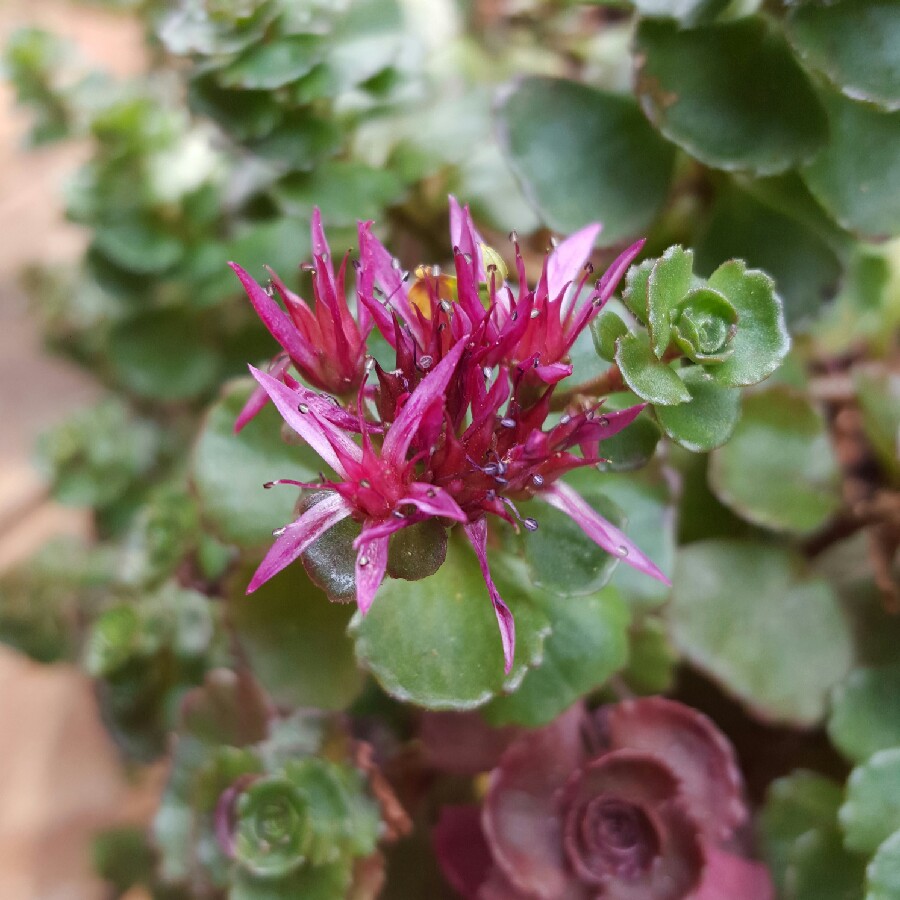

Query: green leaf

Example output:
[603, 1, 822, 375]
[867, 829, 900, 900]
[350, 537, 550, 710]
[788, 0, 900, 112]
[248, 113, 340, 171]
[634, 18, 828, 174]
[631, 0, 733, 24]
[841, 750, 900, 855]
[595, 398, 662, 473]
[787, 828, 867, 900]
[192, 380, 322, 549]
[706, 260, 790, 387]
[622, 259, 653, 323]
[696, 178, 845, 325]
[219, 35, 323, 90]
[802, 87, 900, 239]
[274, 161, 405, 226]
[92, 219, 184, 275]
[760, 770, 844, 895]
[648, 246, 694, 358]
[517, 489, 626, 598]
[616, 332, 692, 406]
[621, 616, 677, 694]
[600, 468, 675, 610]
[591, 310, 629, 362]
[829, 665, 900, 765]
[709, 387, 842, 534]
[107, 310, 221, 401]
[497, 77, 675, 244]
[483, 585, 630, 727]
[231, 861, 350, 900]
[855, 371, 900, 485]
[654, 366, 741, 452]
[228, 560, 364, 711]
[669, 540, 854, 725]
[188, 76, 283, 141]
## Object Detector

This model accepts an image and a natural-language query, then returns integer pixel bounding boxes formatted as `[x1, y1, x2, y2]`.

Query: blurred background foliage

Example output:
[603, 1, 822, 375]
[2, 0, 899, 897]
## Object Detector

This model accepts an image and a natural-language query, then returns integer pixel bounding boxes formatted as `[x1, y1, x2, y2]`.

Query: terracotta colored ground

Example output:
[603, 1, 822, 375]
[0, 4, 158, 898]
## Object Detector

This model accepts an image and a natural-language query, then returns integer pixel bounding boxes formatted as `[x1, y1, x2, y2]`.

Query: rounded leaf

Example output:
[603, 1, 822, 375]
[655, 366, 741, 453]
[669, 541, 854, 725]
[709, 388, 842, 534]
[829, 665, 900, 764]
[497, 77, 675, 244]
[788, 0, 900, 111]
[695, 177, 845, 326]
[228, 560, 364, 711]
[350, 538, 550, 710]
[706, 260, 790, 387]
[192, 380, 322, 549]
[801, 87, 900, 239]
[672, 287, 738, 363]
[840, 749, 900, 855]
[591, 310, 629, 363]
[218, 35, 322, 90]
[616, 332, 692, 406]
[866, 829, 900, 900]
[484, 586, 630, 728]
[648, 246, 694, 358]
[635, 18, 828, 174]
[108, 311, 221, 401]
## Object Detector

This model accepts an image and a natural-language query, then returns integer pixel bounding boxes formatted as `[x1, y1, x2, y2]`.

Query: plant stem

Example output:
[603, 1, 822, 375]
[550, 365, 624, 409]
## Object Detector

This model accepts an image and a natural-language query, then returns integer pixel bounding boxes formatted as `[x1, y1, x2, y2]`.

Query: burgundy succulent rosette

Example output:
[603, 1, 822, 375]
[434, 698, 773, 900]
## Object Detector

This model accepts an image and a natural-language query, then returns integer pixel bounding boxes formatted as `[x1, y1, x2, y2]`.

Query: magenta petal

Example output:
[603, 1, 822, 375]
[229, 263, 317, 372]
[464, 519, 515, 674]
[433, 805, 493, 900]
[355, 530, 390, 615]
[541, 482, 670, 585]
[248, 365, 362, 477]
[247, 493, 352, 593]
[547, 222, 601, 303]
[382, 339, 466, 463]
[532, 362, 573, 385]
[449, 194, 487, 280]
[401, 482, 467, 522]
[234, 356, 292, 433]
[693, 848, 774, 900]
[596, 238, 646, 304]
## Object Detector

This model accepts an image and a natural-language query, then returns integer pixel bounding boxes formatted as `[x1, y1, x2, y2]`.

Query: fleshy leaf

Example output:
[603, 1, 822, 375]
[801, 86, 900, 239]
[787, 0, 900, 111]
[616, 331, 692, 406]
[706, 260, 790, 387]
[709, 387, 842, 534]
[635, 18, 828, 174]
[786, 828, 868, 900]
[655, 366, 741, 453]
[829, 664, 900, 764]
[669, 541, 853, 725]
[193, 380, 323, 549]
[695, 177, 846, 326]
[484, 585, 630, 727]
[218, 35, 322, 90]
[516, 489, 627, 598]
[497, 77, 675, 244]
[350, 537, 549, 710]
[648, 246, 694, 359]
[866, 829, 900, 900]
[760, 770, 844, 895]
[228, 560, 364, 711]
[840, 749, 900, 855]
[591, 309, 629, 362]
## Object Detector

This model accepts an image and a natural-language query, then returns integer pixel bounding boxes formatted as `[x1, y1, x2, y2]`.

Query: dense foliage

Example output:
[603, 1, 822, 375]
[2, 0, 898, 898]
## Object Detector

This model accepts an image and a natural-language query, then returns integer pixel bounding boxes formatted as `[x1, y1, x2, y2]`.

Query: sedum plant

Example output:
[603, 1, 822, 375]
[1, 0, 898, 898]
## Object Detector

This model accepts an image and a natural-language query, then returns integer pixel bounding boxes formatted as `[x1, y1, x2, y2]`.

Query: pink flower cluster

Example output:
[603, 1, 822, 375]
[231, 199, 668, 672]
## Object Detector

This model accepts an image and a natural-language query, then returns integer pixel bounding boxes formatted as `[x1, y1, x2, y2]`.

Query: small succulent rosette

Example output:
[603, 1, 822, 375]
[434, 697, 773, 900]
